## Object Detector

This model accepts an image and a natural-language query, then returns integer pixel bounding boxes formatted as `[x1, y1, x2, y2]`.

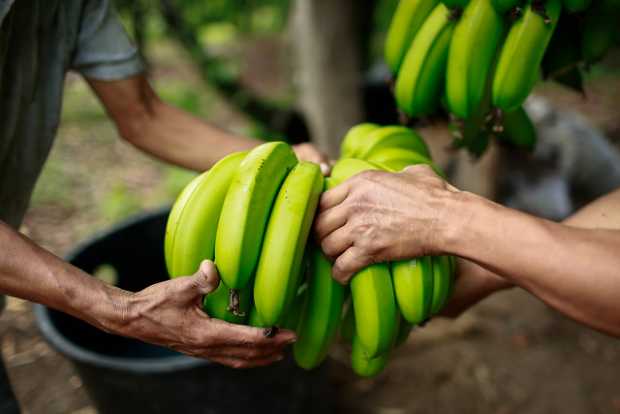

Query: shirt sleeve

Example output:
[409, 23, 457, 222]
[71, 0, 144, 80]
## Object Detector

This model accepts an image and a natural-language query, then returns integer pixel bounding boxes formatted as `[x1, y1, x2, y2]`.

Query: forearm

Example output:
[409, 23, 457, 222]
[0, 221, 127, 332]
[122, 99, 260, 171]
[441, 191, 620, 336]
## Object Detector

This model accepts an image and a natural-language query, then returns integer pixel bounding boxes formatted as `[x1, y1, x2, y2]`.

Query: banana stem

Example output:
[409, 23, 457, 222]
[491, 108, 505, 133]
[227, 289, 245, 317]
[532, 0, 552, 24]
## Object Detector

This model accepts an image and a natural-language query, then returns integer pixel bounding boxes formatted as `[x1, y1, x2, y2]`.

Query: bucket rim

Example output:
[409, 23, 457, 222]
[34, 304, 210, 373]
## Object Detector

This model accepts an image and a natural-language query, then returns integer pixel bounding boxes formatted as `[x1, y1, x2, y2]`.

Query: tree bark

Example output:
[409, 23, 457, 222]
[290, 0, 365, 158]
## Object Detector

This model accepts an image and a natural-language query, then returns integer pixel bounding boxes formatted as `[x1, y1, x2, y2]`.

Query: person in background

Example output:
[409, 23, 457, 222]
[0, 1, 329, 411]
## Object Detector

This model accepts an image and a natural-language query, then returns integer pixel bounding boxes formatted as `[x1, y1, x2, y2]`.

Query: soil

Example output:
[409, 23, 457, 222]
[1, 37, 619, 414]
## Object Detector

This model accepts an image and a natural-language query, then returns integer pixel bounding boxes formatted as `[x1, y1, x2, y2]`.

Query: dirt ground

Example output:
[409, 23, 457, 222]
[1, 37, 619, 414]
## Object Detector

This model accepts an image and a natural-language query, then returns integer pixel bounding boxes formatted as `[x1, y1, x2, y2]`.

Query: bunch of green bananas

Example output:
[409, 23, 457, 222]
[333, 123, 458, 377]
[165, 141, 323, 330]
[385, 0, 618, 155]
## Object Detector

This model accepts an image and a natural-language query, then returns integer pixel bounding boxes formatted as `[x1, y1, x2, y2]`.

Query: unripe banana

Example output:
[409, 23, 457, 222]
[496, 106, 537, 150]
[351, 333, 390, 378]
[491, 0, 522, 13]
[442, 0, 470, 8]
[281, 285, 308, 331]
[357, 126, 432, 160]
[294, 247, 345, 370]
[366, 148, 446, 178]
[254, 162, 324, 326]
[248, 305, 269, 328]
[395, 320, 414, 347]
[165, 151, 247, 277]
[385, 0, 440, 73]
[165, 151, 251, 322]
[446, 0, 505, 119]
[341, 123, 380, 159]
[562, 0, 590, 13]
[581, 0, 616, 64]
[392, 256, 434, 325]
[215, 142, 298, 290]
[329, 159, 398, 357]
[492, 0, 562, 112]
[430, 255, 453, 315]
[395, 3, 456, 117]
[350, 313, 401, 377]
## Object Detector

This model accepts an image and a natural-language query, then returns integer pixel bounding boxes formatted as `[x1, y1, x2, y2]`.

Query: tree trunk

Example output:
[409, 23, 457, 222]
[290, 0, 365, 158]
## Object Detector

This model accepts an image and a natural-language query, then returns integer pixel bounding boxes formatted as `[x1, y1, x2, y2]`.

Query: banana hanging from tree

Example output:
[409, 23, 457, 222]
[392, 256, 434, 325]
[581, 0, 617, 65]
[330, 159, 399, 357]
[561, 0, 590, 13]
[446, 0, 505, 119]
[492, 0, 562, 112]
[385, 0, 440, 73]
[253, 162, 324, 326]
[495, 106, 537, 150]
[215, 142, 298, 293]
[164, 151, 251, 323]
[294, 247, 345, 370]
[395, 3, 457, 118]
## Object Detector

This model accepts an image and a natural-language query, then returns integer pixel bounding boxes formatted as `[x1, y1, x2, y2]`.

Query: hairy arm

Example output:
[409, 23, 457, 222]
[87, 75, 329, 171]
[0, 221, 295, 367]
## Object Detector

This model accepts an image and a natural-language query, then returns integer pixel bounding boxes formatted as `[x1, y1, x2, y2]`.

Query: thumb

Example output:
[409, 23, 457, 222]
[188, 260, 220, 296]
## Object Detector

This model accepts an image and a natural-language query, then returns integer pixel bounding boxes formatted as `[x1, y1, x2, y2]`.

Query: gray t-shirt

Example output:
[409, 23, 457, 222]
[0, 0, 144, 229]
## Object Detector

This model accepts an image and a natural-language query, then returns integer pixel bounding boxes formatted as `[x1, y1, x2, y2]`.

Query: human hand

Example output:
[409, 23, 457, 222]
[113, 261, 296, 368]
[292, 143, 331, 175]
[315, 165, 459, 283]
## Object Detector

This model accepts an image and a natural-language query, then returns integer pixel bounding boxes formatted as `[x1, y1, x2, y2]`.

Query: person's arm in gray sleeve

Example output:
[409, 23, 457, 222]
[74, 0, 329, 172]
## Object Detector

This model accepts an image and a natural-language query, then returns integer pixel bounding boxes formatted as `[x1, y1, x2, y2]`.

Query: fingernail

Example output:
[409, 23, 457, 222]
[320, 163, 330, 176]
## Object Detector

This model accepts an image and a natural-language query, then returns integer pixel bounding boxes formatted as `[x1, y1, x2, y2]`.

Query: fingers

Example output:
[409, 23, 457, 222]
[207, 319, 297, 349]
[318, 183, 350, 213]
[207, 353, 284, 369]
[315, 203, 349, 242]
[320, 224, 353, 260]
[332, 246, 374, 284]
[191, 260, 220, 295]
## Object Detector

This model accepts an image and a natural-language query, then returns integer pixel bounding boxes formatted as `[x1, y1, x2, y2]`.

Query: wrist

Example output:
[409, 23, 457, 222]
[90, 283, 135, 336]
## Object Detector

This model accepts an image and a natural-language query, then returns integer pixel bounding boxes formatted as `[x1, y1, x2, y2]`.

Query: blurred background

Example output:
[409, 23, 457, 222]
[1, 0, 619, 413]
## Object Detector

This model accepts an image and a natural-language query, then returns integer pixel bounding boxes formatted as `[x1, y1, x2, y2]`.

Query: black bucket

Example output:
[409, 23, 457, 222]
[34, 209, 331, 414]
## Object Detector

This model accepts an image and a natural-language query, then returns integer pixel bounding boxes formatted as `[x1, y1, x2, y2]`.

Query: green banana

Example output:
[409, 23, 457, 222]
[165, 152, 247, 277]
[248, 305, 269, 328]
[492, 0, 562, 112]
[442, 0, 470, 8]
[341, 123, 380, 159]
[385, 0, 440, 73]
[392, 256, 434, 325]
[430, 255, 453, 315]
[581, 0, 616, 64]
[165, 151, 251, 322]
[254, 162, 324, 326]
[215, 142, 298, 290]
[395, 3, 456, 118]
[491, 0, 522, 13]
[281, 284, 307, 331]
[294, 247, 345, 370]
[351, 333, 390, 378]
[562, 0, 590, 13]
[329, 159, 398, 357]
[356, 126, 432, 160]
[496, 106, 537, 150]
[366, 148, 446, 178]
[164, 173, 201, 274]
[446, 0, 505, 119]
[541, 13, 584, 92]
[350, 313, 401, 377]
